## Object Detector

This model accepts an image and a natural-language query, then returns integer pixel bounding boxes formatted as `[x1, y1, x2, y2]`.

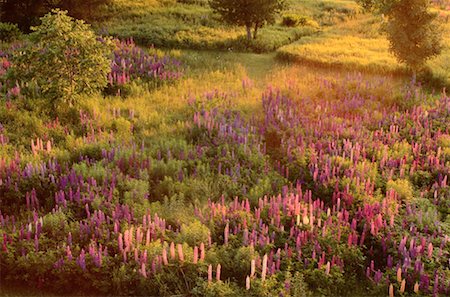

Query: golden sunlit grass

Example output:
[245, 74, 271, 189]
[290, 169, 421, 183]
[277, 34, 405, 74]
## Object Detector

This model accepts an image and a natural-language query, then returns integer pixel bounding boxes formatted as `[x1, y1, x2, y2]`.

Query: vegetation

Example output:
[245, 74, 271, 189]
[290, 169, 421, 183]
[6, 10, 112, 111]
[357, 0, 443, 71]
[0, 0, 110, 31]
[0, 1, 449, 297]
[209, 0, 285, 40]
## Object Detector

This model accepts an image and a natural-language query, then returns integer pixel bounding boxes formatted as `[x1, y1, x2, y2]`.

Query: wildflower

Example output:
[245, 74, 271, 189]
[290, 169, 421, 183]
[262, 254, 268, 281]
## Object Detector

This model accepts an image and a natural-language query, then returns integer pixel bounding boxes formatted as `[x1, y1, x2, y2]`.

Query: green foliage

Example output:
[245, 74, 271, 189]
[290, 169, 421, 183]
[209, 0, 286, 40]
[0, 22, 22, 41]
[384, 0, 442, 70]
[193, 280, 242, 297]
[357, 0, 443, 70]
[287, 272, 312, 297]
[386, 178, 414, 201]
[281, 14, 312, 27]
[178, 220, 211, 246]
[7, 9, 112, 113]
[0, 0, 110, 31]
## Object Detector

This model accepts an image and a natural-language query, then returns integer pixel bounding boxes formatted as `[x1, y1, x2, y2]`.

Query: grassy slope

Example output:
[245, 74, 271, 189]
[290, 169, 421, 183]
[98, 0, 360, 51]
[277, 5, 450, 85]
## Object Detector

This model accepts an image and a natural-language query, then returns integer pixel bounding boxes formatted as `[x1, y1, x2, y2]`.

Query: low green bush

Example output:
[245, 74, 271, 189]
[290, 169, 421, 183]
[0, 22, 22, 41]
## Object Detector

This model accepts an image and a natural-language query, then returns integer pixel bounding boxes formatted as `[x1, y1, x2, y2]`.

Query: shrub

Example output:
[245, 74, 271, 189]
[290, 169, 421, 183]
[282, 14, 301, 27]
[7, 10, 112, 113]
[386, 179, 414, 201]
[282, 14, 311, 27]
[0, 22, 22, 41]
[178, 220, 211, 246]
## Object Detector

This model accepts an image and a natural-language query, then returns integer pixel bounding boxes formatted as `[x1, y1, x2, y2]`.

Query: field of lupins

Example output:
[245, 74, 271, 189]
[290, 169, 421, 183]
[0, 38, 450, 296]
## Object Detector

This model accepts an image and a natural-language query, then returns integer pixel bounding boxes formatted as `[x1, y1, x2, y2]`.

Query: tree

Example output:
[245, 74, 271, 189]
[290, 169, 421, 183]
[357, 0, 442, 71]
[209, 0, 285, 40]
[0, 0, 46, 31]
[0, 0, 109, 31]
[8, 9, 112, 111]
[384, 0, 442, 71]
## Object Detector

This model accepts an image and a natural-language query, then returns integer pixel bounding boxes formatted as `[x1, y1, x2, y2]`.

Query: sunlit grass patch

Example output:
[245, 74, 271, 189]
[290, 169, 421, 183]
[277, 34, 406, 74]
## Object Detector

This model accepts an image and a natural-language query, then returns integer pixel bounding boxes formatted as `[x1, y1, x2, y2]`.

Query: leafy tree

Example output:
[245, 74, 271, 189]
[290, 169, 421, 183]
[209, 0, 285, 40]
[357, 0, 442, 71]
[0, 0, 46, 31]
[0, 0, 109, 31]
[8, 9, 112, 112]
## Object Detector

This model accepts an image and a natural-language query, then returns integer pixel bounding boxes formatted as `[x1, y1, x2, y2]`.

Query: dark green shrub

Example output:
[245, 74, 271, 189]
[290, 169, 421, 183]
[282, 14, 311, 27]
[0, 22, 22, 41]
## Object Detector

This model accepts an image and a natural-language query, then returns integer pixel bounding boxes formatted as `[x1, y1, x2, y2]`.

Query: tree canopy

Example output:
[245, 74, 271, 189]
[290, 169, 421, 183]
[8, 10, 112, 112]
[0, 0, 109, 31]
[209, 0, 285, 40]
[357, 0, 442, 70]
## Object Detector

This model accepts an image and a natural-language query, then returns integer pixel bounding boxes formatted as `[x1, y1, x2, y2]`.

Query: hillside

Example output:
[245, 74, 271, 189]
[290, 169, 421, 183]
[0, 1, 449, 296]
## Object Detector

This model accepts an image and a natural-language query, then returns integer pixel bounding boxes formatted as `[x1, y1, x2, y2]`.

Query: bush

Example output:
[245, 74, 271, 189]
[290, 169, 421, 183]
[178, 220, 211, 246]
[7, 9, 112, 113]
[386, 179, 414, 201]
[282, 14, 301, 27]
[0, 22, 22, 41]
[281, 14, 311, 27]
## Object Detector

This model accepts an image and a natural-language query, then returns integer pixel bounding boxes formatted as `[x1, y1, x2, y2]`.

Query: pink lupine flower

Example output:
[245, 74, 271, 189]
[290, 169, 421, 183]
[262, 254, 268, 281]
[414, 282, 420, 293]
[246, 276, 250, 290]
[396, 267, 402, 283]
[193, 246, 198, 264]
[208, 264, 212, 283]
[200, 242, 205, 261]
[325, 261, 331, 275]
[141, 263, 147, 278]
[251, 259, 255, 277]
[118, 233, 123, 252]
[66, 246, 73, 261]
[400, 279, 405, 293]
[177, 244, 184, 262]
[216, 264, 221, 281]
[162, 248, 168, 265]
[427, 242, 433, 258]
[170, 242, 176, 260]
[224, 222, 229, 245]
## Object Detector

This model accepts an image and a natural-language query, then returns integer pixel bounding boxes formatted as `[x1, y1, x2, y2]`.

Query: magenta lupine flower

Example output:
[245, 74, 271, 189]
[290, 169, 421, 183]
[34, 234, 39, 252]
[77, 249, 86, 270]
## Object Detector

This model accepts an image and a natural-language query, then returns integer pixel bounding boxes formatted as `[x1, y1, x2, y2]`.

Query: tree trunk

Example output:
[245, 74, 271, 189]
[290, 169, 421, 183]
[253, 22, 259, 39]
[246, 25, 252, 41]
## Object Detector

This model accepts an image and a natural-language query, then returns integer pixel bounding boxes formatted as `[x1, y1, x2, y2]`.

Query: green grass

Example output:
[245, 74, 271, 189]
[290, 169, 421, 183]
[277, 32, 406, 74]
[276, 10, 450, 86]
[97, 0, 361, 52]
[180, 50, 281, 81]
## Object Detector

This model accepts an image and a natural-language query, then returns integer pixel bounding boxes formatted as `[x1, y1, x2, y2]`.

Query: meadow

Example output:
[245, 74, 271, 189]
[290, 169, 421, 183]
[0, 0, 449, 296]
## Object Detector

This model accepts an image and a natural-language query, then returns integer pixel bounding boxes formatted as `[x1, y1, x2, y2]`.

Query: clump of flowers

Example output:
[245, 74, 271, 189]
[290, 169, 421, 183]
[106, 38, 183, 96]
